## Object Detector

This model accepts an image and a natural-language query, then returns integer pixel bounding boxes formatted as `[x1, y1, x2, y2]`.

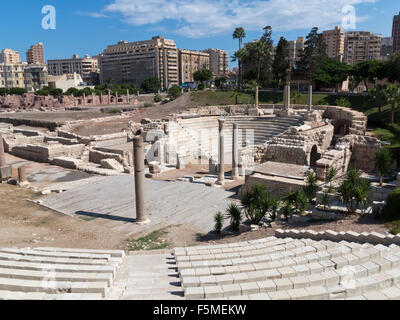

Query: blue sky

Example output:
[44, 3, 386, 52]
[0, 0, 398, 68]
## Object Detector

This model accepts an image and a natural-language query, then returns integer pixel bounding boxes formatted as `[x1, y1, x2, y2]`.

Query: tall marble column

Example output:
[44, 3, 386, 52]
[133, 136, 149, 224]
[127, 89, 130, 104]
[0, 133, 5, 168]
[216, 119, 225, 186]
[255, 86, 259, 108]
[232, 123, 239, 180]
[308, 85, 313, 113]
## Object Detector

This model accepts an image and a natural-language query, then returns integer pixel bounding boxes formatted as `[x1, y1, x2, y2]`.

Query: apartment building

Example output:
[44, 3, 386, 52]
[393, 12, 400, 53]
[23, 64, 48, 92]
[201, 48, 228, 76]
[0, 49, 21, 64]
[322, 26, 345, 60]
[0, 63, 25, 88]
[344, 31, 382, 66]
[26, 42, 45, 64]
[99, 36, 179, 90]
[287, 37, 305, 69]
[47, 55, 98, 84]
[178, 49, 210, 84]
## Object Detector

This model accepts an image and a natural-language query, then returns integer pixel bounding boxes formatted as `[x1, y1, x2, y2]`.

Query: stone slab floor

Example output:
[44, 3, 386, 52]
[39, 175, 236, 235]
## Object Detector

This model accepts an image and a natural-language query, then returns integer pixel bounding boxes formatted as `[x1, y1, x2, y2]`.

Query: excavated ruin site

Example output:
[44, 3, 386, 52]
[1, 88, 400, 300]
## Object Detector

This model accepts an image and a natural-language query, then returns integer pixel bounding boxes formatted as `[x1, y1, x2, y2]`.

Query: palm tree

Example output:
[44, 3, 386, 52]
[233, 27, 246, 88]
[384, 84, 400, 124]
[225, 203, 242, 231]
[325, 167, 337, 193]
[291, 90, 301, 104]
[374, 149, 392, 186]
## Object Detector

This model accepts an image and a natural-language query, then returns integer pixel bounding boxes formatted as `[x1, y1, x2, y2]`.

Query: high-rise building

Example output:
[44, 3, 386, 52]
[344, 31, 382, 66]
[178, 50, 210, 84]
[201, 49, 228, 76]
[0, 49, 21, 64]
[322, 26, 345, 60]
[381, 37, 393, 60]
[26, 42, 44, 64]
[47, 55, 98, 84]
[393, 12, 400, 53]
[287, 37, 305, 69]
[99, 36, 179, 90]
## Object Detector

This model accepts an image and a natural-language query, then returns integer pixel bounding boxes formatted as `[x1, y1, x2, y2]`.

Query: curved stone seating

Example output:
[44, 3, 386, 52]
[174, 234, 400, 300]
[0, 247, 125, 300]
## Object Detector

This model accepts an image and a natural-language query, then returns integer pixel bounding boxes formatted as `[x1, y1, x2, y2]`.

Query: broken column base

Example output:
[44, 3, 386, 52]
[278, 109, 294, 117]
[0, 166, 12, 183]
[18, 181, 30, 188]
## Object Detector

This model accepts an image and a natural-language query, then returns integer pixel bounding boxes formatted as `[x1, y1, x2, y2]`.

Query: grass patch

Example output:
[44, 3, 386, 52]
[103, 108, 122, 114]
[387, 220, 400, 235]
[127, 229, 170, 251]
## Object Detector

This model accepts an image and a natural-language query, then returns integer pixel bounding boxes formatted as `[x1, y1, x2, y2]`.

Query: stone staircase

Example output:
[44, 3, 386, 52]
[0, 247, 125, 300]
[173, 236, 400, 300]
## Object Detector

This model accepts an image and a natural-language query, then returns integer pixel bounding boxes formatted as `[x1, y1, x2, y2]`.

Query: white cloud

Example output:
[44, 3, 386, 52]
[101, 0, 379, 38]
[77, 11, 109, 18]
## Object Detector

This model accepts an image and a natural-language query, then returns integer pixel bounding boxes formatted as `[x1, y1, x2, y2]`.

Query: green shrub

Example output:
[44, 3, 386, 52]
[281, 201, 293, 220]
[303, 171, 318, 202]
[284, 189, 309, 215]
[168, 86, 181, 100]
[214, 212, 224, 234]
[225, 203, 242, 231]
[241, 184, 271, 224]
[154, 93, 162, 103]
[380, 188, 400, 221]
[143, 102, 155, 108]
[336, 97, 351, 108]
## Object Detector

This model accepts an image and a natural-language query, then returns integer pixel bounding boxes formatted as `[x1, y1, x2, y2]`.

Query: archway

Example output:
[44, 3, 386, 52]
[334, 120, 351, 135]
[310, 145, 320, 167]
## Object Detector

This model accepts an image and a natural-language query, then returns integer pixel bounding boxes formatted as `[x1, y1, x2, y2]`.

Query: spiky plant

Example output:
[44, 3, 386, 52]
[225, 203, 242, 231]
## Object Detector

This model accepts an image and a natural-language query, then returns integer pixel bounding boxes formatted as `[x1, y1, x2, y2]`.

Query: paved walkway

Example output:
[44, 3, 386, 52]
[39, 175, 235, 235]
[108, 252, 184, 300]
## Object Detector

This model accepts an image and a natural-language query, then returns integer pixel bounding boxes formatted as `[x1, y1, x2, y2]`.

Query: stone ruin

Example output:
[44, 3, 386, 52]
[0, 90, 138, 112]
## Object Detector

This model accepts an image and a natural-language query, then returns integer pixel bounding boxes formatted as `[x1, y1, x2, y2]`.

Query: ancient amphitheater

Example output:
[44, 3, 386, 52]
[0, 87, 398, 300]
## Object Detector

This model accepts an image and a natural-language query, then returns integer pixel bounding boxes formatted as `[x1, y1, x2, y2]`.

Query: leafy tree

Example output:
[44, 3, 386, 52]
[385, 52, 400, 83]
[351, 60, 386, 91]
[272, 37, 290, 87]
[313, 56, 351, 91]
[65, 87, 80, 97]
[241, 184, 271, 224]
[233, 27, 246, 87]
[384, 84, 400, 124]
[369, 84, 388, 114]
[141, 77, 161, 93]
[193, 69, 213, 89]
[297, 27, 326, 81]
[374, 149, 393, 186]
[8, 87, 27, 95]
[225, 203, 242, 231]
[168, 86, 181, 100]
[214, 212, 224, 234]
[214, 77, 227, 90]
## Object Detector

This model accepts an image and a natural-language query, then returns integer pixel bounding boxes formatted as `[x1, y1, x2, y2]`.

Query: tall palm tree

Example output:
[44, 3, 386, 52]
[384, 84, 400, 124]
[374, 148, 392, 186]
[233, 27, 246, 88]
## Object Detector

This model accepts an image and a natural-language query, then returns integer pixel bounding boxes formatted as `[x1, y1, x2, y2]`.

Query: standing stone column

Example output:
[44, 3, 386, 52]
[107, 89, 111, 104]
[82, 93, 86, 106]
[283, 82, 291, 110]
[308, 85, 313, 113]
[133, 136, 149, 224]
[127, 89, 130, 104]
[255, 86, 259, 109]
[100, 93, 103, 105]
[232, 123, 239, 180]
[92, 93, 95, 106]
[216, 119, 225, 186]
[115, 91, 119, 104]
[0, 133, 6, 168]
[18, 166, 28, 186]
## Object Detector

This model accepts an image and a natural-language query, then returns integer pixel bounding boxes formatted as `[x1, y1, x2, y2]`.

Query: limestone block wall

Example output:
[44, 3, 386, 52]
[89, 149, 124, 165]
[352, 136, 382, 172]
[11, 143, 85, 163]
